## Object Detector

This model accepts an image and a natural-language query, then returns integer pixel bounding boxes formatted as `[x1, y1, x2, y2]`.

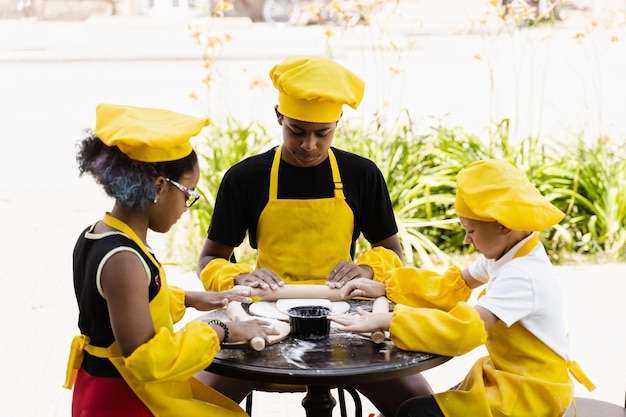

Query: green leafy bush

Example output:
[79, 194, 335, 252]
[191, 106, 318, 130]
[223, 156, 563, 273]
[171, 115, 625, 270]
[185, 117, 274, 267]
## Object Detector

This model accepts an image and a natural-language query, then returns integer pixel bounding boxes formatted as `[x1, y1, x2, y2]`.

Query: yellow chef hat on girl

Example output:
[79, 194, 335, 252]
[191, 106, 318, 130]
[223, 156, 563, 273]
[95, 104, 209, 162]
[455, 159, 565, 231]
[269, 55, 365, 123]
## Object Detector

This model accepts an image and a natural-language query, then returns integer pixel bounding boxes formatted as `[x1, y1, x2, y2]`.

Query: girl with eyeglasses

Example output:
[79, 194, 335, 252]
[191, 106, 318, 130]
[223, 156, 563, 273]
[64, 104, 278, 417]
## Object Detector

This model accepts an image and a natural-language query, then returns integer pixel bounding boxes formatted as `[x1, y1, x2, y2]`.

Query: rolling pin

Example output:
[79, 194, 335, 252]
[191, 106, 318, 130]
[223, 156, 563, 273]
[226, 301, 266, 351]
[370, 296, 389, 344]
[232, 284, 365, 301]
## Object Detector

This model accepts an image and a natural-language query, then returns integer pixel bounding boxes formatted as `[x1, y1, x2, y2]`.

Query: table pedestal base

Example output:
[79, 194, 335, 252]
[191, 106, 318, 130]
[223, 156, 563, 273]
[302, 385, 336, 417]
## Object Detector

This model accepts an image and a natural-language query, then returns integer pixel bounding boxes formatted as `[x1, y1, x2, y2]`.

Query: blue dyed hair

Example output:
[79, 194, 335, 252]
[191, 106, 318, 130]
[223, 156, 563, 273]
[76, 130, 198, 210]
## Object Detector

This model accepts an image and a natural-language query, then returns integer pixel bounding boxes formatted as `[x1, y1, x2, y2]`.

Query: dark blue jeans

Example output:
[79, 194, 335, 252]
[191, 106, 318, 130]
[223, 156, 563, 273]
[396, 395, 445, 417]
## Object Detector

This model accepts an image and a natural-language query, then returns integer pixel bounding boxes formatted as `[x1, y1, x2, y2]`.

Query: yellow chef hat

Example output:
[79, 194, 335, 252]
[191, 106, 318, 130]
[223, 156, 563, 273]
[269, 55, 365, 123]
[95, 104, 210, 162]
[455, 159, 565, 231]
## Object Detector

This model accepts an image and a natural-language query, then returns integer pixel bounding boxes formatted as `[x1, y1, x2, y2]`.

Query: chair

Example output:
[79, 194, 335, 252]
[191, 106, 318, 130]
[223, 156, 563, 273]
[244, 383, 362, 417]
[563, 396, 626, 417]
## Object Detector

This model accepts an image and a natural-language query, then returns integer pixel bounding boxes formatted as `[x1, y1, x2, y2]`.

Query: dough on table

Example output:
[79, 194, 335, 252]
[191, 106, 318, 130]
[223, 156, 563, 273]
[248, 301, 289, 320]
[249, 299, 350, 321]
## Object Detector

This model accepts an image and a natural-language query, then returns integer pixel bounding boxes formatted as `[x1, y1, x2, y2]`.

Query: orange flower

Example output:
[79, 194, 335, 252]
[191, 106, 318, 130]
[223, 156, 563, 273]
[611, 35, 619, 43]
[207, 36, 222, 48]
[213, 0, 234, 14]
[249, 79, 268, 90]
[324, 29, 335, 39]
[189, 91, 198, 100]
[328, 0, 341, 13]
[574, 33, 586, 40]
[473, 54, 482, 61]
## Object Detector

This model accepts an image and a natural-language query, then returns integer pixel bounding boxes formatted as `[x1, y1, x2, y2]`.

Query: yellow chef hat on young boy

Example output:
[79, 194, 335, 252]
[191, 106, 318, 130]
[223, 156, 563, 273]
[95, 104, 209, 163]
[269, 55, 365, 123]
[455, 159, 565, 231]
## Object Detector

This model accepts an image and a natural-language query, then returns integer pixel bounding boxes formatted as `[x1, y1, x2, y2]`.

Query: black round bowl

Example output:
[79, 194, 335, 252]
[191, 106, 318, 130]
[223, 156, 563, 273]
[286, 305, 332, 340]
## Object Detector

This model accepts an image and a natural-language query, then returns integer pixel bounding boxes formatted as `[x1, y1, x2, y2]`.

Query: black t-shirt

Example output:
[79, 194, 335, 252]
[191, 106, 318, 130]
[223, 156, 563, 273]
[207, 146, 398, 258]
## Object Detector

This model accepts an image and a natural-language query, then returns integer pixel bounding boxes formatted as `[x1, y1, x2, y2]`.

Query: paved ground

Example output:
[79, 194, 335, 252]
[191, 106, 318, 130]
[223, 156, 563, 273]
[0, 2, 625, 416]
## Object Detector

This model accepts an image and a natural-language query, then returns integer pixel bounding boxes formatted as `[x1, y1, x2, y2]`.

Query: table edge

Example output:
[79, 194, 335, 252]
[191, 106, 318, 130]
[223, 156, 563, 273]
[207, 354, 452, 385]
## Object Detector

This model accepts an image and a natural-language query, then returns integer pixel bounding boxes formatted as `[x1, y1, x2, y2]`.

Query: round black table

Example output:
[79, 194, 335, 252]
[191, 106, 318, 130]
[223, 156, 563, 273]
[197, 300, 451, 417]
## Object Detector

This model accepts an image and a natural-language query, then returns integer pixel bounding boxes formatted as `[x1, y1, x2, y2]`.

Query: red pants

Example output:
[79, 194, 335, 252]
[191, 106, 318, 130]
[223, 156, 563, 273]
[72, 368, 153, 417]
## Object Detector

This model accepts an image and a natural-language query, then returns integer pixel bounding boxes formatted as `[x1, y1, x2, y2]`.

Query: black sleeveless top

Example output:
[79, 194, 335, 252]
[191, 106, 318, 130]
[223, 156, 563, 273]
[72, 223, 161, 377]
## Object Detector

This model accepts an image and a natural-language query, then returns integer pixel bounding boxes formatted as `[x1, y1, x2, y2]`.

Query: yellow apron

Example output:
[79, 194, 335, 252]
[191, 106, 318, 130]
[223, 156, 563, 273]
[64, 214, 247, 417]
[434, 322, 574, 416]
[256, 145, 354, 284]
[386, 234, 594, 417]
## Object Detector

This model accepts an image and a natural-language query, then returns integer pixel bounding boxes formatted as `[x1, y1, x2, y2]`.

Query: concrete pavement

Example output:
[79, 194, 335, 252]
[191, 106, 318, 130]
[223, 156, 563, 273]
[1, 2, 625, 416]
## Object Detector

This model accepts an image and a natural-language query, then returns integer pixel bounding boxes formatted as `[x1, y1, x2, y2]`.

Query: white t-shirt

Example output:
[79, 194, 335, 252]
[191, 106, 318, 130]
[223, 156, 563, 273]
[469, 233, 570, 359]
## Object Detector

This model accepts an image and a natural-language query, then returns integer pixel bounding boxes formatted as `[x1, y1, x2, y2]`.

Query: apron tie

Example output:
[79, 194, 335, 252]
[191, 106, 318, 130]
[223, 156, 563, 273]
[567, 360, 596, 391]
[63, 335, 117, 389]
[63, 335, 90, 389]
[85, 344, 115, 358]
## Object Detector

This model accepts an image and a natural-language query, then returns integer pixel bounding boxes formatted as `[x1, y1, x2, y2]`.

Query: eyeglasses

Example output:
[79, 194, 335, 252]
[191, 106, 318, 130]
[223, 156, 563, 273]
[165, 178, 201, 208]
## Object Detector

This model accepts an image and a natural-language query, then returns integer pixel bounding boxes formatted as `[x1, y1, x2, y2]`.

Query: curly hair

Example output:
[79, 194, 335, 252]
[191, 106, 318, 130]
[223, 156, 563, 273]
[76, 129, 198, 210]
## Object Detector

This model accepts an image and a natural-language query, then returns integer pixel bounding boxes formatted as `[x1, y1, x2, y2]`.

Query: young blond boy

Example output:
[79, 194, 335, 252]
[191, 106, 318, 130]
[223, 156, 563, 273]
[331, 159, 594, 417]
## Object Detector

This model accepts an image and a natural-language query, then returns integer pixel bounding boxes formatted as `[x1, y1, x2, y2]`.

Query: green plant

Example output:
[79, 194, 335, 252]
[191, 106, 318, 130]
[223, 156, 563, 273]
[335, 113, 463, 268]
[172, 118, 274, 268]
[550, 138, 626, 260]
[173, 113, 625, 270]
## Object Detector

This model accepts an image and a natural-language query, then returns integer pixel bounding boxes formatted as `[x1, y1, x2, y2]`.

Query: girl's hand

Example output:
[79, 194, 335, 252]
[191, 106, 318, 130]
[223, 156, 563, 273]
[328, 307, 392, 333]
[186, 290, 252, 311]
[338, 277, 386, 299]
[226, 319, 280, 344]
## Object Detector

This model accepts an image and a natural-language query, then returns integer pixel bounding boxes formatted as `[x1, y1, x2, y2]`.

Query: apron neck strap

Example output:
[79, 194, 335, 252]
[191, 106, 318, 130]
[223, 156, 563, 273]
[513, 232, 540, 259]
[327, 148, 345, 199]
[269, 145, 344, 200]
[103, 212, 161, 270]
